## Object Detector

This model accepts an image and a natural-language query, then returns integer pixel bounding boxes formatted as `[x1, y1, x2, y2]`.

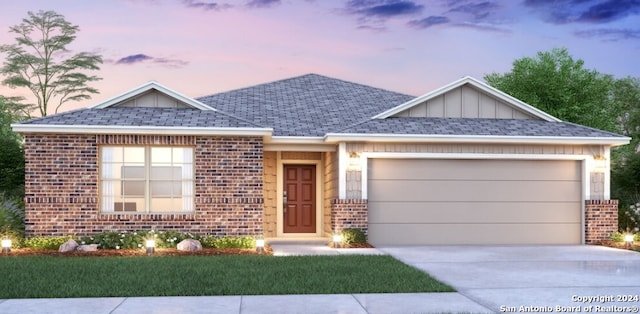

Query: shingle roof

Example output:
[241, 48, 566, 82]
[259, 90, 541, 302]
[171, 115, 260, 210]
[20, 107, 263, 128]
[335, 117, 623, 138]
[197, 73, 414, 136]
[16, 73, 628, 141]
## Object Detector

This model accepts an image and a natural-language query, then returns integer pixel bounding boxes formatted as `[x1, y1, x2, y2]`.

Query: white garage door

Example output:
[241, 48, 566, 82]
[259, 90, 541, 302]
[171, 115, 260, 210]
[368, 159, 582, 245]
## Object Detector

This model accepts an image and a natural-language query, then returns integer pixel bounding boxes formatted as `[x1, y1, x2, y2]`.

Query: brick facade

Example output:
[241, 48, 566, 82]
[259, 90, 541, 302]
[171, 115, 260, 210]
[330, 199, 368, 234]
[24, 134, 263, 237]
[585, 199, 618, 244]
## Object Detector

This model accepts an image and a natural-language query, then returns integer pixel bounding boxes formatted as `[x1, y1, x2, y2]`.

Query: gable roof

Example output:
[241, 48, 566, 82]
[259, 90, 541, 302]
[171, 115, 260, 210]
[90, 81, 213, 111]
[371, 76, 561, 122]
[197, 74, 414, 136]
[11, 73, 630, 146]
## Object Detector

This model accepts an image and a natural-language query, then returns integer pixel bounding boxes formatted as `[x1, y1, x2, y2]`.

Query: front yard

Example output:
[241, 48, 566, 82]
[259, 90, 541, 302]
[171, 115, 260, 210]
[0, 255, 453, 298]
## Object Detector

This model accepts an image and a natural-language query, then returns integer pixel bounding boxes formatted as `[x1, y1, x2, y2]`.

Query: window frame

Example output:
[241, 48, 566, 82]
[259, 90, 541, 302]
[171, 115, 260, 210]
[100, 145, 195, 214]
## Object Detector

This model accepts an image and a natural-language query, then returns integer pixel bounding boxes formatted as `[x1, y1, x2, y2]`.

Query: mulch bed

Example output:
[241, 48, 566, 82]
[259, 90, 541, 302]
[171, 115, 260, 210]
[327, 242, 375, 249]
[596, 240, 640, 252]
[2, 243, 376, 257]
[2, 247, 273, 257]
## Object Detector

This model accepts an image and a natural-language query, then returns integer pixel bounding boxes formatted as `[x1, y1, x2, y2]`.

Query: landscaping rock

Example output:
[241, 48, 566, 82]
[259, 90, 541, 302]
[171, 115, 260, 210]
[177, 239, 202, 251]
[76, 244, 99, 252]
[58, 239, 79, 252]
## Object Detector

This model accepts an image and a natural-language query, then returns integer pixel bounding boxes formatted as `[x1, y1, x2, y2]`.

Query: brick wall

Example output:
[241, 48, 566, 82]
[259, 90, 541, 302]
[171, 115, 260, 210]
[330, 199, 368, 234]
[23, 134, 264, 237]
[585, 199, 618, 244]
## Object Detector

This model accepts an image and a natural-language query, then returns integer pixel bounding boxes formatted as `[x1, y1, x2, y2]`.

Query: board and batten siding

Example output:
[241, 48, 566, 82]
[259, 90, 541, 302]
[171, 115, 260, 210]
[113, 90, 192, 108]
[392, 85, 535, 119]
[345, 143, 607, 200]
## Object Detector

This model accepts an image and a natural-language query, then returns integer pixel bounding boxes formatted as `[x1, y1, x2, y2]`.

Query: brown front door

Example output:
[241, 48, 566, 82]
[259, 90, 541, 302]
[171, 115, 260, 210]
[284, 165, 316, 233]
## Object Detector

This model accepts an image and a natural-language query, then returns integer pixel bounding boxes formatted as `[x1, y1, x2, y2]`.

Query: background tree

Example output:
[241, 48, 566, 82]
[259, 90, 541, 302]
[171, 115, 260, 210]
[0, 10, 102, 117]
[486, 48, 640, 232]
[485, 47, 617, 133]
[0, 95, 26, 199]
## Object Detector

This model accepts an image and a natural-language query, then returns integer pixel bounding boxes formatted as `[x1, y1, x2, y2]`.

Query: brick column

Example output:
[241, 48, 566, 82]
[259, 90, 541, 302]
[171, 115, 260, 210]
[585, 200, 618, 244]
[330, 199, 368, 234]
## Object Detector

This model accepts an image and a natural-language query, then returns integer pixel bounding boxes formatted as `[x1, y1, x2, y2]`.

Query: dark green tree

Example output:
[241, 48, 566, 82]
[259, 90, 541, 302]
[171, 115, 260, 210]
[485, 47, 617, 133]
[0, 10, 102, 117]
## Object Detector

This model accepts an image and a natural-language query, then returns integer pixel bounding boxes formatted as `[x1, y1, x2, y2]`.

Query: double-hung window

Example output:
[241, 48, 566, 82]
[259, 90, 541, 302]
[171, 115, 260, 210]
[101, 146, 194, 213]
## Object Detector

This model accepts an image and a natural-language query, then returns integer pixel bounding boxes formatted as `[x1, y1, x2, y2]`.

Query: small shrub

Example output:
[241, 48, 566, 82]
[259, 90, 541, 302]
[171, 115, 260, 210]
[341, 228, 366, 244]
[23, 236, 72, 250]
[610, 232, 624, 242]
[201, 235, 254, 249]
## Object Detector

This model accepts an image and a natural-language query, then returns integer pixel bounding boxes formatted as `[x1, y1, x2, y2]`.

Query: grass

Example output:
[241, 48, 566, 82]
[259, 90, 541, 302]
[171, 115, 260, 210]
[0, 255, 453, 298]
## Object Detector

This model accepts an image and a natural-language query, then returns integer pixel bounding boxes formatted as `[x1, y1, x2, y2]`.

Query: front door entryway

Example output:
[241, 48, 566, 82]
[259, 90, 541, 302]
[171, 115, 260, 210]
[283, 164, 316, 233]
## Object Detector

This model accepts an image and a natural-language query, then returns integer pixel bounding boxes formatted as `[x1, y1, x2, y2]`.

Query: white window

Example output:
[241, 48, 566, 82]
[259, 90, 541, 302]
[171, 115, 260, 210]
[101, 146, 194, 213]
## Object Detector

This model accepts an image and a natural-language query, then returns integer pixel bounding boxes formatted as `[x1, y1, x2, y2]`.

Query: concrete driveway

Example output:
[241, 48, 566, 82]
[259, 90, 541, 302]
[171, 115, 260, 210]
[380, 245, 640, 312]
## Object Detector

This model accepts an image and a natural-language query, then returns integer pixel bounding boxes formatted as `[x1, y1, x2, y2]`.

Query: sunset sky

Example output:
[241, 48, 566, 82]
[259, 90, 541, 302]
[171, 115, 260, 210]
[0, 0, 639, 114]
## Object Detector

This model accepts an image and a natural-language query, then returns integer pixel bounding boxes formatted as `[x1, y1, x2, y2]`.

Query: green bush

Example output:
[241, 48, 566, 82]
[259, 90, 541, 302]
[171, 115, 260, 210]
[340, 228, 366, 244]
[0, 194, 24, 236]
[610, 232, 624, 242]
[201, 235, 254, 249]
[23, 236, 71, 250]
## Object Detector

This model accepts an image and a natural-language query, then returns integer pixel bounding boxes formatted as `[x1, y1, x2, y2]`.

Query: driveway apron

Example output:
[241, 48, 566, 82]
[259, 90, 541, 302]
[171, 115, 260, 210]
[380, 245, 640, 312]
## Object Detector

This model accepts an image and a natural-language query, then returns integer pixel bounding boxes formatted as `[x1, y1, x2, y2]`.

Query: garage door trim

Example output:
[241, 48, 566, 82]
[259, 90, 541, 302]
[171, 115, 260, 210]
[359, 152, 591, 244]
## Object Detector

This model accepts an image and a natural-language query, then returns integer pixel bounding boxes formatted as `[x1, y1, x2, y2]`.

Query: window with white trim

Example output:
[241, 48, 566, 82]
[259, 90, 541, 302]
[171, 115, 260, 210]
[101, 146, 194, 213]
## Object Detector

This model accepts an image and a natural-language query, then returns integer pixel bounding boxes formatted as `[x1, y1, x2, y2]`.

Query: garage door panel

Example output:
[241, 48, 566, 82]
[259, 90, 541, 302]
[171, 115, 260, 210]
[368, 202, 581, 224]
[368, 180, 580, 202]
[369, 159, 581, 181]
[367, 158, 582, 245]
[368, 223, 582, 245]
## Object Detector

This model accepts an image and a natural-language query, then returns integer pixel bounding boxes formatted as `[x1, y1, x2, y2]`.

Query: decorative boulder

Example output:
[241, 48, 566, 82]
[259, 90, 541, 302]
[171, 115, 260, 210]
[58, 239, 79, 252]
[76, 244, 99, 252]
[177, 239, 202, 251]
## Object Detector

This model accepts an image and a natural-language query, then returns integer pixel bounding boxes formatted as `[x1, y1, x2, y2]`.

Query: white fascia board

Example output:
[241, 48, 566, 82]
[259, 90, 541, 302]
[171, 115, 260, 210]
[264, 144, 336, 152]
[90, 81, 214, 111]
[324, 133, 631, 146]
[371, 76, 561, 122]
[11, 124, 273, 136]
[268, 136, 326, 144]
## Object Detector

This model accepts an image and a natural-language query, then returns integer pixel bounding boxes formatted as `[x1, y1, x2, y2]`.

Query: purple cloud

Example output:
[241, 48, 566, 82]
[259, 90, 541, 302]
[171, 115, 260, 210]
[115, 54, 189, 68]
[575, 28, 640, 41]
[408, 15, 450, 28]
[247, 0, 280, 8]
[116, 54, 152, 64]
[182, 0, 232, 11]
[345, 0, 424, 19]
[448, 1, 499, 20]
[524, 0, 640, 24]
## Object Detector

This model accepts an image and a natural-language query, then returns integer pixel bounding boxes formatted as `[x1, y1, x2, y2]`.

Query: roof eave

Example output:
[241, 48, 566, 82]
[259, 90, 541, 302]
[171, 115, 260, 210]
[11, 124, 273, 136]
[324, 133, 631, 146]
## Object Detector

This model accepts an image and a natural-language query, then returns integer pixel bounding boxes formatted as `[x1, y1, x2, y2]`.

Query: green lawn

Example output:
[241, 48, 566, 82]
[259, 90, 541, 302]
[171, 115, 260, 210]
[0, 255, 453, 298]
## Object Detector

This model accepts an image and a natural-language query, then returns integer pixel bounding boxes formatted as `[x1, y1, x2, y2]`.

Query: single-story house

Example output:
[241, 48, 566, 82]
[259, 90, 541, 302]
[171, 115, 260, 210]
[12, 74, 630, 245]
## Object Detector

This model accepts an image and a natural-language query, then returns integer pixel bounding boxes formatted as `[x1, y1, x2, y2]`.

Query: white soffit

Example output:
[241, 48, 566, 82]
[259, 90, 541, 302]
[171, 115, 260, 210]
[372, 76, 561, 122]
[89, 81, 214, 111]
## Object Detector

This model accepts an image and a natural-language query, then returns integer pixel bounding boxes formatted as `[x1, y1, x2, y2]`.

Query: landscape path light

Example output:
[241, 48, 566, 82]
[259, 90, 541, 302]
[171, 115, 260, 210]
[333, 232, 342, 248]
[146, 239, 155, 254]
[1, 238, 11, 253]
[256, 235, 265, 253]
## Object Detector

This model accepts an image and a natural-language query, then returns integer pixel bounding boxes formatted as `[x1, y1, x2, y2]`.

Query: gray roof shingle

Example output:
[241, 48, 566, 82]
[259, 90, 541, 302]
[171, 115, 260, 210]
[197, 73, 415, 136]
[335, 117, 623, 138]
[21, 107, 263, 128]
